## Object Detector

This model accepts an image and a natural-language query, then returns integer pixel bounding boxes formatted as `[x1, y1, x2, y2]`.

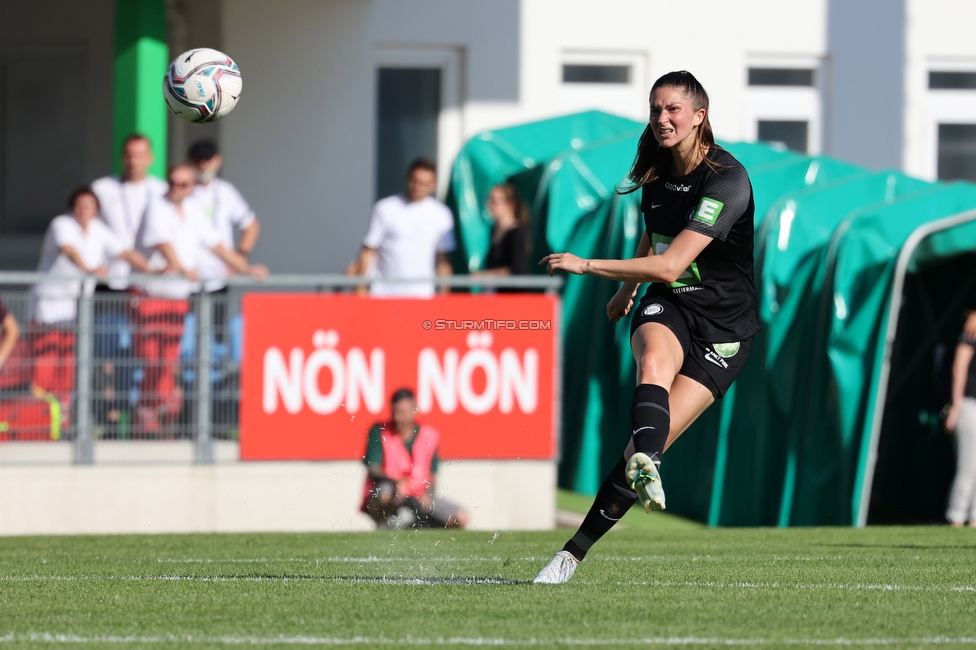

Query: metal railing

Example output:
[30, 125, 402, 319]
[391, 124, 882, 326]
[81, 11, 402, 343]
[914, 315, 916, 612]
[0, 272, 562, 465]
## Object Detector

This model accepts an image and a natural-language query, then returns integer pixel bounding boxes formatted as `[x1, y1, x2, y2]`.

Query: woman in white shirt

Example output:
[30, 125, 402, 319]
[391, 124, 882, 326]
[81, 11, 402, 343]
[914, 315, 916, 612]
[31, 187, 151, 398]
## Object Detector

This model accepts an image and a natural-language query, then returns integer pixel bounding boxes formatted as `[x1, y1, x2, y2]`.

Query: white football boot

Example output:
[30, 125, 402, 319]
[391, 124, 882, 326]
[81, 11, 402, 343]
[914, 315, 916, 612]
[626, 452, 666, 512]
[533, 550, 580, 584]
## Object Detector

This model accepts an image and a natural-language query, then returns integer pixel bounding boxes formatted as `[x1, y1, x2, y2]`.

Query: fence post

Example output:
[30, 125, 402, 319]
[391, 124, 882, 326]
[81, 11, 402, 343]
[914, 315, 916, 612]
[195, 292, 214, 464]
[73, 291, 95, 464]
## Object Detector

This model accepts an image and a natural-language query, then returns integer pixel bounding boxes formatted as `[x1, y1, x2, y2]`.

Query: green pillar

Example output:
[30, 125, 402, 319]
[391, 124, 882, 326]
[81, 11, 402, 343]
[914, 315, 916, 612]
[113, 0, 168, 178]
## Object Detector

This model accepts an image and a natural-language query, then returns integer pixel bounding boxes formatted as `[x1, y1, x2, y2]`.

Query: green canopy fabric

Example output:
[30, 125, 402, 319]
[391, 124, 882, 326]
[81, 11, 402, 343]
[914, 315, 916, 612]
[446, 111, 976, 526]
[447, 111, 643, 272]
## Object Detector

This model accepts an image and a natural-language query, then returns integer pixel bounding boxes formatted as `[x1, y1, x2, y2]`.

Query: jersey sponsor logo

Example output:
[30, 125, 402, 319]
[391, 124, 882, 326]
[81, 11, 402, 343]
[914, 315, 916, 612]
[642, 303, 663, 317]
[665, 182, 692, 192]
[694, 197, 724, 225]
[651, 233, 702, 288]
[712, 342, 740, 358]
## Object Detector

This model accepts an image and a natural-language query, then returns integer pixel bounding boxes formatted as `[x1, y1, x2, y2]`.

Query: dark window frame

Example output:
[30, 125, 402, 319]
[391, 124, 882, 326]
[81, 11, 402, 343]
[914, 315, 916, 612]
[562, 64, 631, 84]
[748, 68, 816, 87]
[929, 71, 976, 90]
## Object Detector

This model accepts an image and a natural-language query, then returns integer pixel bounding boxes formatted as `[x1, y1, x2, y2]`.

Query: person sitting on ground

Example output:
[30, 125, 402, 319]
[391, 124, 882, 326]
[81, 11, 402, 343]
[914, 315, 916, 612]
[361, 387, 469, 529]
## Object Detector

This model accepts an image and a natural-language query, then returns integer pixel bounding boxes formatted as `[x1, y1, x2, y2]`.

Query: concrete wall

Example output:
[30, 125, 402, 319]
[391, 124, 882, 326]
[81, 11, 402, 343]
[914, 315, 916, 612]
[825, 0, 906, 169]
[0, 443, 555, 535]
[221, 0, 375, 275]
[166, 0, 223, 166]
[0, 0, 115, 269]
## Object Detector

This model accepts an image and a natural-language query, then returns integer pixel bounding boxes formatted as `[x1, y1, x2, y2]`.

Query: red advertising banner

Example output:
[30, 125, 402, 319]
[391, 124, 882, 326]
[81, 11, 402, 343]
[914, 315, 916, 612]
[240, 294, 558, 461]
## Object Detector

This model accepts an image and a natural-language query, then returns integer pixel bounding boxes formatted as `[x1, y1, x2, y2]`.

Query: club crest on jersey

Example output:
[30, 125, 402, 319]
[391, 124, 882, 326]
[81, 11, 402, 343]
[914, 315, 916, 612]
[642, 303, 664, 316]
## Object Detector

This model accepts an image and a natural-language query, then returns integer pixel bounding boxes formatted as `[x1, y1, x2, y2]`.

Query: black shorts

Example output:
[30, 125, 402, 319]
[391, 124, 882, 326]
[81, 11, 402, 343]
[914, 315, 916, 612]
[629, 296, 752, 399]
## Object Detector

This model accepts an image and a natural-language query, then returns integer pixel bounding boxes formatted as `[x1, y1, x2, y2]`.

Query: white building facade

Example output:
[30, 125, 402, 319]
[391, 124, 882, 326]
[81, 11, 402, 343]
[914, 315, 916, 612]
[1, 0, 975, 272]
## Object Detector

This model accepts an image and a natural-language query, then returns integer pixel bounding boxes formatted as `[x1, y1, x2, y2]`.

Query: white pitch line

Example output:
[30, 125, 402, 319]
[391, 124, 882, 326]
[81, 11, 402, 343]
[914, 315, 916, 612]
[0, 575, 974, 593]
[3, 633, 976, 646]
[617, 579, 976, 593]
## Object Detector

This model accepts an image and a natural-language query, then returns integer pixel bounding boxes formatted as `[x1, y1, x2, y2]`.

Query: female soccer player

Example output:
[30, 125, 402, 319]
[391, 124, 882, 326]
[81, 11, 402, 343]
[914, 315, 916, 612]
[534, 71, 760, 584]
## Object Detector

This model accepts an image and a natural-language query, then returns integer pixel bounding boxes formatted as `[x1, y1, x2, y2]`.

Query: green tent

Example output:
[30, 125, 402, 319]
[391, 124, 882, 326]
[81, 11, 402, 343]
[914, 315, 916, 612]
[446, 111, 976, 526]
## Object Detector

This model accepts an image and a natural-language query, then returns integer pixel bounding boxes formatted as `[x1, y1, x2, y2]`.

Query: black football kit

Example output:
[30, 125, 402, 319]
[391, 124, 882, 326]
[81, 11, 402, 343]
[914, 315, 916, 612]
[629, 147, 760, 398]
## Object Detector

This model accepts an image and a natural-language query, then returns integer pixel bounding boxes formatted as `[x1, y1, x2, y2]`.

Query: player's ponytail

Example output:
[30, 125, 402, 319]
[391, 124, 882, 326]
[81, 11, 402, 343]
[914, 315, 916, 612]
[619, 70, 721, 194]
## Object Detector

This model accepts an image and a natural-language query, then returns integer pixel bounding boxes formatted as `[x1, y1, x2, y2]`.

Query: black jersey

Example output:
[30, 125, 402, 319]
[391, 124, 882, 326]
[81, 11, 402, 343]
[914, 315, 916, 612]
[640, 147, 760, 342]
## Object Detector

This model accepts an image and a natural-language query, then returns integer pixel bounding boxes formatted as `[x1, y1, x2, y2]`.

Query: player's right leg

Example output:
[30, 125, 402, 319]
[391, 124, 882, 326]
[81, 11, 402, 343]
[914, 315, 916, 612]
[533, 374, 713, 584]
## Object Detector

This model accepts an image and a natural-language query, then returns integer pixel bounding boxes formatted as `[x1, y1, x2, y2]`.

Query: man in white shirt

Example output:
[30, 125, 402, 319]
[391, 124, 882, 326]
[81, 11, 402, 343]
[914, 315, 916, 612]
[133, 164, 267, 435]
[91, 134, 168, 290]
[187, 139, 261, 293]
[347, 158, 455, 298]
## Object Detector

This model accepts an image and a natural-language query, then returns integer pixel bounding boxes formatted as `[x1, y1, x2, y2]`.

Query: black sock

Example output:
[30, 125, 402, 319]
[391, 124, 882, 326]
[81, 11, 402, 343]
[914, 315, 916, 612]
[563, 457, 636, 561]
[630, 383, 670, 466]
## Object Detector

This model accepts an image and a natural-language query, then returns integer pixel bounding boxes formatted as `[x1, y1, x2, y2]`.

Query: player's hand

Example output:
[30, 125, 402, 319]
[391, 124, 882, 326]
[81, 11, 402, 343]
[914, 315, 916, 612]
[182, 269, 200, 282]
[247, 264, 269, 280]
[93, 266, 109, 279]
[946, 404, 961, 433]
[607, 288, 635, 323]
[539, 252, 587, 276]
[964, 311, 976, 340]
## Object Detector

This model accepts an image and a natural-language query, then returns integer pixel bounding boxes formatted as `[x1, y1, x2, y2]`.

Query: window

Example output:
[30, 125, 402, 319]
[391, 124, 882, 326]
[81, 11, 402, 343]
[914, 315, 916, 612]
[929, 71, 976, 90]
[743, 60, 823, 154]
[558, 51, 648, 120]
[915, 63, 976, 180]
[372, 47, 461, 200]
[562, 64, 630, 84]
[375, 68, 441, 201]
[748, 68, 815, 87]
[758, 120, 809, 153]
[937, 124, 976, 182]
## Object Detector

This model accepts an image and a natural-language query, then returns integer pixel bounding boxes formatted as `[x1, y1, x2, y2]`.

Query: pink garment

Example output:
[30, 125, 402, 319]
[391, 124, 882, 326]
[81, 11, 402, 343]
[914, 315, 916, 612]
[379, 425, 440, 497]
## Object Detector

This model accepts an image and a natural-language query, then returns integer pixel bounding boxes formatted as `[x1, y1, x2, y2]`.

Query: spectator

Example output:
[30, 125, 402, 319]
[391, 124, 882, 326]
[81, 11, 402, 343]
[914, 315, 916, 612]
[188, 139, 261, 294]
[133, 164, 267, 435]
[945, 312, 976, 527]
[347, 158, 455, 297]
[31, 187, 152, 399]
[91, 134, 168, 290]
[0, 295, 19, 371]
[361, 387, 469, 529]
[474, 183, 530, 286]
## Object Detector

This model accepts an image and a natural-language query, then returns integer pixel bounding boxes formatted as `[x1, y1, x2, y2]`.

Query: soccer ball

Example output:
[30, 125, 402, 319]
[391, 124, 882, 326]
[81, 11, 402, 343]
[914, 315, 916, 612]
[163, 48, 242, 123]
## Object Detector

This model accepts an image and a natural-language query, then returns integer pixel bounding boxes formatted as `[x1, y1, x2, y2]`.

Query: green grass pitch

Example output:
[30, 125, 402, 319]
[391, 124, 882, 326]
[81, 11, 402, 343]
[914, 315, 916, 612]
[1, 503, 975, 648]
